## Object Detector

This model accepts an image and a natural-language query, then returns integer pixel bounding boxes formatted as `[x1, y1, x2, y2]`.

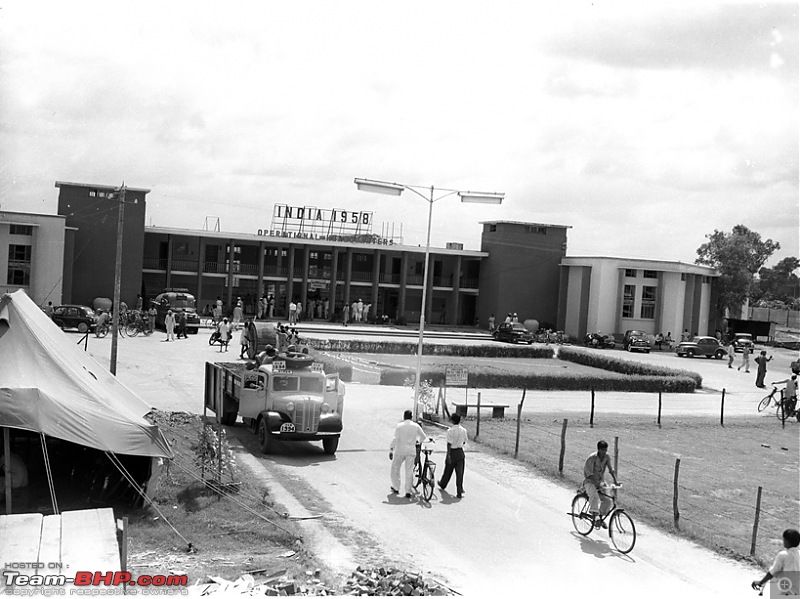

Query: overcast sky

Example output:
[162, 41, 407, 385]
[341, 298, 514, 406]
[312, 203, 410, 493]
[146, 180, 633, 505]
[0, 2, 797, 266]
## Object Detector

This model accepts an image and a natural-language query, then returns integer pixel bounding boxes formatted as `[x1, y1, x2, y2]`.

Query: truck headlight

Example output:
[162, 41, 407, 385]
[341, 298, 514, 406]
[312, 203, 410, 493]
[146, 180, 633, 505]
[321, 404, 331, 413]
[285, 402, 295, 412]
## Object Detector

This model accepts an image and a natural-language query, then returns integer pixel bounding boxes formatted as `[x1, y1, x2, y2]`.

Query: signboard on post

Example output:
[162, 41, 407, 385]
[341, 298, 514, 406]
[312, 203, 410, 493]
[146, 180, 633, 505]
[446, 365, 468, 387]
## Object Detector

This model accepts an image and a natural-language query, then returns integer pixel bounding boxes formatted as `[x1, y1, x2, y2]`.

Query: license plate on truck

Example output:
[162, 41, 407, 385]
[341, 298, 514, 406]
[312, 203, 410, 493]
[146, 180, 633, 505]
[280, 423, 296, 433]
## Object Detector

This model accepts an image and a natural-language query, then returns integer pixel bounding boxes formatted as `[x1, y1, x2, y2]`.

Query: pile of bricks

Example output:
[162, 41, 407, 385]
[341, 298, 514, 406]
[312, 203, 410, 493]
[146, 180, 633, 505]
[340, 566, 451, 596]
[189, 565, 453, 596]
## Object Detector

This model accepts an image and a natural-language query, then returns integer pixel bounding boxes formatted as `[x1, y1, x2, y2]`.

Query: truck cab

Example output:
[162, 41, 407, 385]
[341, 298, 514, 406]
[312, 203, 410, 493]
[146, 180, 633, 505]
[206, 359, 344, 455]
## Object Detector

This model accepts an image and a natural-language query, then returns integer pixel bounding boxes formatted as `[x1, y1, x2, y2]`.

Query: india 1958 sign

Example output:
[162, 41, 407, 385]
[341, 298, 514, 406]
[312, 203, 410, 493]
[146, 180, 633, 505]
[260, 203, 397, 245]
[274, 204, 372, 227]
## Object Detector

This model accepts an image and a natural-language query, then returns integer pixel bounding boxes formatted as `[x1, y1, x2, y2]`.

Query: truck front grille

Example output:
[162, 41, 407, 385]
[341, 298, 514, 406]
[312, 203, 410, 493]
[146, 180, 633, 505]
[295, 398, 321, 433]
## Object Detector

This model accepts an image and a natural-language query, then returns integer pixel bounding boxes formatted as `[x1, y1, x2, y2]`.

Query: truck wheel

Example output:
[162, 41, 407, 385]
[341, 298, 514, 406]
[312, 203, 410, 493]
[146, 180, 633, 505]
[322, 437, 339, 455]
[258, 419, 273, 454]
[221, 411, 237, 426]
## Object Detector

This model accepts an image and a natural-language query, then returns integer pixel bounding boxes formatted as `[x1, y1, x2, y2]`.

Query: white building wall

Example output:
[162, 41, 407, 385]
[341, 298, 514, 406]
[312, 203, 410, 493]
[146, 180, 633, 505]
[659, 272, 685, 338]
[698, 279, 712, 335]
[564, 266, 585, 339]
[0, 212, 66, 306]
[588, 259, 619, 334]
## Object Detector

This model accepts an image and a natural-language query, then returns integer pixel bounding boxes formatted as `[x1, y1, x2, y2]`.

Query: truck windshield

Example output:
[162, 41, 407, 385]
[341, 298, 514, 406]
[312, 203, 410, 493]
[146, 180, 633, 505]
[170, 297, 196, 309]
[272, 376, 323, 393]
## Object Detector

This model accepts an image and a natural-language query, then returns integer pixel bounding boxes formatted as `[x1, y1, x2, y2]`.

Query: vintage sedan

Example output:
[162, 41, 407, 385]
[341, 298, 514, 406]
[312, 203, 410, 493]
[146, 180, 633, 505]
[731, 333, 754, 353]
[675, 336, 726, 359]
[493, 322, 535, 344]
[51, 305, 96, 333]
[623, 329, 651, 353]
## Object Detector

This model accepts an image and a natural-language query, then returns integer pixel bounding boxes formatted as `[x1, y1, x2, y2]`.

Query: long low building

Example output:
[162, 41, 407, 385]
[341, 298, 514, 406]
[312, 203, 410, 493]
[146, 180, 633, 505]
[0, 181, 720, 337]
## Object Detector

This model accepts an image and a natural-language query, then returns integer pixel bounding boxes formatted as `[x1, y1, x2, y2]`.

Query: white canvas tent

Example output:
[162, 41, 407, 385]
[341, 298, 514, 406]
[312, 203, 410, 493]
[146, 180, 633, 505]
[0, 289, 172, 460]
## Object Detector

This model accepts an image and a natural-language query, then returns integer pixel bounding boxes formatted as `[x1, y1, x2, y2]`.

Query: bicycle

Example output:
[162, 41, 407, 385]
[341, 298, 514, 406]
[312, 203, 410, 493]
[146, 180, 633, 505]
[412, 438, 437, 501]
[758, 387, 783, 412]
[568, 483, 636, 554]
[125, 314, 153, 337]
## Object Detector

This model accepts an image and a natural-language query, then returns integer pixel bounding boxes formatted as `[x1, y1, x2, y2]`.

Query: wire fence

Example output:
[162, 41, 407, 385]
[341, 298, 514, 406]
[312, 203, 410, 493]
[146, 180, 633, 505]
[446, 386, 798, 567]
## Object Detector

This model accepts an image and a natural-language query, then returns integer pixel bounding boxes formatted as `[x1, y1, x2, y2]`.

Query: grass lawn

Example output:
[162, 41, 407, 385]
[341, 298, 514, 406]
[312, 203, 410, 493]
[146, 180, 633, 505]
[125, 412, 310, 585]
[461, 413, 799, 567]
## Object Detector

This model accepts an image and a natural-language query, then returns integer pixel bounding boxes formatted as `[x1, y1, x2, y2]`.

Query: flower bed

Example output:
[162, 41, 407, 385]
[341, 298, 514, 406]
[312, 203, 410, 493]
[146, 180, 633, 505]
[306, 338, 555, 358]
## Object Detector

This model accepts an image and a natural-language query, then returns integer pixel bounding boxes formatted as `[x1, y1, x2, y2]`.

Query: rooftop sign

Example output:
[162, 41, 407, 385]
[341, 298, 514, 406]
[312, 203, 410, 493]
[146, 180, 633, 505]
[259, 204, 399, 245]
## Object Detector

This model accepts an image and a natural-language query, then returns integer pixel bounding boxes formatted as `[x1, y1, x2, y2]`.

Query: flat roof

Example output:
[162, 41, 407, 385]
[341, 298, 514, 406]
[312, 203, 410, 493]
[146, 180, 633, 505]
[55, 181, 151, 194]
[144, 225, 489, 257]
[561, 255, 719, 276]
[480, 220, 572, 229]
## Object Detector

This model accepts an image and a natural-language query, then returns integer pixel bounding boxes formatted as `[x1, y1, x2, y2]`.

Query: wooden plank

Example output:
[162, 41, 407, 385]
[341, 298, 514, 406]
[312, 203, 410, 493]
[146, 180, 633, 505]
[37, 515, 63, 575]
[0, 513, 43, 566]
[60, 508, 120, 578]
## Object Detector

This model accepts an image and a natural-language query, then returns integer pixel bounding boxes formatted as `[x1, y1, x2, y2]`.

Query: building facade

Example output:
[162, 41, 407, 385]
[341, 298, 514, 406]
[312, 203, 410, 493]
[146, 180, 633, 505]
[141, 227, 485, 325]
[0, 211, 72, 307]
[477, 221, 570, 328]
[557, 256, 719, 340]
[55, 181, 149, 307]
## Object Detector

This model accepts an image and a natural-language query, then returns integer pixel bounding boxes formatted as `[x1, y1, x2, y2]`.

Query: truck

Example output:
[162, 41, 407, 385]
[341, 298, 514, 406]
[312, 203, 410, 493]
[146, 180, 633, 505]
[204, 357, 345, 455]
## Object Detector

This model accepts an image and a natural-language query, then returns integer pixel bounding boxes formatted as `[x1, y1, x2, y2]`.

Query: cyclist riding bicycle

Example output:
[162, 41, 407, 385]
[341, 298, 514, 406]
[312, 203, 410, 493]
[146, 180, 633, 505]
[583, 440, 619, 528]
[771, 374, 798, 417]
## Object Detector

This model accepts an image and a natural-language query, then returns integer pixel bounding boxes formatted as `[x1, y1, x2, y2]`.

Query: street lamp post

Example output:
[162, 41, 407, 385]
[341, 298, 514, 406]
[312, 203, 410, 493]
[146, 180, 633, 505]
[355, 178, 504, 420]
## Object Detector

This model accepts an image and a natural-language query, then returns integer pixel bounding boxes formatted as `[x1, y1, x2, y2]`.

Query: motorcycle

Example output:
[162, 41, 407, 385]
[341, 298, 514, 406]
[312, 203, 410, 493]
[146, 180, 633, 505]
[584, 332, 616, 349]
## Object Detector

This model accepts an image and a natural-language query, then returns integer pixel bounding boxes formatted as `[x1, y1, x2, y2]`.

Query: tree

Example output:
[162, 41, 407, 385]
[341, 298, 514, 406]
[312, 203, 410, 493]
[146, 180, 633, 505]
[695, 225, 780, 316]
[754, 256, 800, 305]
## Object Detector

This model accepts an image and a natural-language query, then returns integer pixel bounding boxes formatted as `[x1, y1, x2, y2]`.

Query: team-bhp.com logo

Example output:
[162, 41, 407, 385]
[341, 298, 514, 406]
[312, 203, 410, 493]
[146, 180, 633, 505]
[3, 569, 188, 595]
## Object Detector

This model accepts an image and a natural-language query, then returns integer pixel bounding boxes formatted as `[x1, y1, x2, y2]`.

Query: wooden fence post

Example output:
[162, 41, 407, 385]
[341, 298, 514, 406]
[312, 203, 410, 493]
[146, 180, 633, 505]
[559, 419, 568, 475]
[673, 458, 681, 530]
[514, 389, 527, 459]
[751, 486, 763, 556]
[720, 388, 725, 427]
[476, 392, 482, 439]
[658, 392, 662, 428]
[614, 436, 619, 478]
[590, 389, 595, 428]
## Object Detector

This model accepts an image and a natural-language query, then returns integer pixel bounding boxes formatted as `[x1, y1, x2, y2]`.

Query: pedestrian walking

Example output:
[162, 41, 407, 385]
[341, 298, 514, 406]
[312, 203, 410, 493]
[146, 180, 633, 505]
[268, 295, 275, 318]
[755, 350, 773, 388]
[218, 318, 231, 352]
[752, 529, 800, 593]
[44, 301, 54, 318]
[389, 410, 427, 498]
[737, 345, 751, 372]
[437, 413, 468, 498]
[176, 311, 188, 339]
[726, 340, 735, 368]
[288, 301, 297, 324]
[488, 314, 496, 332]
[233, 298, 243, 330]
[148, 304, 157, 333]
[239, 318, 251, 359]
[164, 310, 176, 342]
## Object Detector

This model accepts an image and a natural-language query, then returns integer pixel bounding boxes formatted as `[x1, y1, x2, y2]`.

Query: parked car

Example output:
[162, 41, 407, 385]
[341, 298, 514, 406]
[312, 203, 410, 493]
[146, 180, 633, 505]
[493, 322, 534, 344]
[675, 336, 726, 359]
[51, 305, 96, 333]
[730, 333, 754, 353]
[623, 330, 651, 353]
[153, 288, 201, 334]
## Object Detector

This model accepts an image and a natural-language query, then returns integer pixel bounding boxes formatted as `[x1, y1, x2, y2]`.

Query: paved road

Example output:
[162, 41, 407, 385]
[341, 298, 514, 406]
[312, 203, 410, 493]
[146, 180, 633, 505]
[81, 329, 778, 597]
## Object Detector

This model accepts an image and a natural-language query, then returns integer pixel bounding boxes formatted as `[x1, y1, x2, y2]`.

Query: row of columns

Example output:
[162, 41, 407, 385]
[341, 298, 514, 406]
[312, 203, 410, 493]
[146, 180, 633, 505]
[160, 235, 467, 323]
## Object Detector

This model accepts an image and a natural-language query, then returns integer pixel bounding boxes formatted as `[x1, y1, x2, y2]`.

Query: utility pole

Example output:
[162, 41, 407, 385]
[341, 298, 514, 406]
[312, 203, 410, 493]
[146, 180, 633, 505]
[110, 184, 126, 375]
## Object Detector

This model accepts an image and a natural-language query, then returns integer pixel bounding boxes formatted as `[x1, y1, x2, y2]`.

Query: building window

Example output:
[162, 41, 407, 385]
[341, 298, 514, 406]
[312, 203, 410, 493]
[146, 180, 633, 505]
[643, 270, 657, 278]
[489, 225, 497, 232]
[310, 252, 318, 260]
[324, 253, 331, 260]
[641, 286, 656, 319]
[681, 273, 686, 281]
[7, 244, 31, 286]
[9, 224, 33, 236]
[89, 191, 96, 197]
[356, 255, 367, 262]
[527, 226, 546, 235]
[624, 269, 637, 277]
[622, 285, 635, 318]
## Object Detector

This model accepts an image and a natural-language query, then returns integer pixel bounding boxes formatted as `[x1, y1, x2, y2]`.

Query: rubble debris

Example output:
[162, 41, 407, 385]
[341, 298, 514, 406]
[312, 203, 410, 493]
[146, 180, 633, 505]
[188, 565, 454, 596]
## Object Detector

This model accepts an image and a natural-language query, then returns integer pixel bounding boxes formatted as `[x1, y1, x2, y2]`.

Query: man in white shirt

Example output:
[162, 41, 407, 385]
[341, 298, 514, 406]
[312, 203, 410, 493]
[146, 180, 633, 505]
[389, 410, 427, 498]
[752, 529, 800, 593]
[438, 413, 468, 498]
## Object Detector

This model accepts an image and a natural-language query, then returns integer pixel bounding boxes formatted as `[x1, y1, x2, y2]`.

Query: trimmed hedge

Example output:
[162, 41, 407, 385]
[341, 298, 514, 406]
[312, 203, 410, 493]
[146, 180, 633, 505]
[378, 366, 697, 393]
[307, 338, 554, 358]
[312, 354, 353, 382]
[557, 346, 702, 389]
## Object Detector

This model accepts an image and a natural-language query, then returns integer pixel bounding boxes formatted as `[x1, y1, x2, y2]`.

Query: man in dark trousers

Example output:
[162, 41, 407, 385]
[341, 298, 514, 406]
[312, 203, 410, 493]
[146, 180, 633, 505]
[438, 413, 468, 498]
[176, 310, 188, 339]
[755, 350, 773, 388]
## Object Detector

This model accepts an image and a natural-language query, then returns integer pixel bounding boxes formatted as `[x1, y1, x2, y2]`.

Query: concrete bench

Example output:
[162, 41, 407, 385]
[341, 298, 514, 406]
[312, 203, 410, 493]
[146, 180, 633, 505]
[454, 403, 509, 418]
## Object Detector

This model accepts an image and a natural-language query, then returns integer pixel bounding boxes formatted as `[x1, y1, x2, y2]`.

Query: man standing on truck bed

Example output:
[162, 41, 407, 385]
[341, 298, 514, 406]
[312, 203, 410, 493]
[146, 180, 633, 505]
[389, 410, 427, 499]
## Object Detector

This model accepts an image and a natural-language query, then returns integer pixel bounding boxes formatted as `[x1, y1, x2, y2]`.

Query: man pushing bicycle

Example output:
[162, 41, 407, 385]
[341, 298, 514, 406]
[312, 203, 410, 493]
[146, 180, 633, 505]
[583, 440, 619, 528]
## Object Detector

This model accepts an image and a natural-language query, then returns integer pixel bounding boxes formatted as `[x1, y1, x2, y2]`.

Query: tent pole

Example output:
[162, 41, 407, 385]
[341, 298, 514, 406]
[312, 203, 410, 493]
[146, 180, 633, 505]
[3, 427, 11, 514]
[110, 185, 126, 376]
